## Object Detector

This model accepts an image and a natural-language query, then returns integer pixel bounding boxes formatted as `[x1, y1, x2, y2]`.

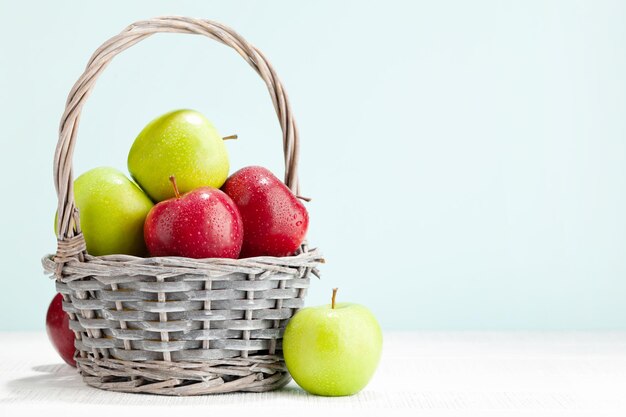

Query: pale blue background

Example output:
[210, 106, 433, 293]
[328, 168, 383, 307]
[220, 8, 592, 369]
[1, 0, 625, 331]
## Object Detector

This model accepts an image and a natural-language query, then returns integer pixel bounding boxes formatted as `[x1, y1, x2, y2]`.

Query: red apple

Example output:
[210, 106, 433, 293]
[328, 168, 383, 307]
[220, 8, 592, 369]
[45, 293, 76, 367]
[222, 166, 309, 258]
[144, 176, 243, 258]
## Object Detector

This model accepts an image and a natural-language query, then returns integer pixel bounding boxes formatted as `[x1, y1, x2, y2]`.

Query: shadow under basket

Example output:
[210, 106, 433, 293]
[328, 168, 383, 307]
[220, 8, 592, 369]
[43, 16, 323, 396]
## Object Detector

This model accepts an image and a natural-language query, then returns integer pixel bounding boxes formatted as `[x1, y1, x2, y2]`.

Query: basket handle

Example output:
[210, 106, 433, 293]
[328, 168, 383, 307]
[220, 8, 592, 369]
[54, 16, 301, 242]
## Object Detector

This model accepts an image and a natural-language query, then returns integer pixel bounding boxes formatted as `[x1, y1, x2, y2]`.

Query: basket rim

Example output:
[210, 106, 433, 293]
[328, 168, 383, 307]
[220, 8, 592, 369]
[45, 241, 323, 282]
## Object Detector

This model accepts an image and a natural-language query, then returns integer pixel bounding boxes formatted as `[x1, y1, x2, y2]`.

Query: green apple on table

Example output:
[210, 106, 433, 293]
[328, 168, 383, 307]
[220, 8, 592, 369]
[62, 167, 153, 256]
[283, 288, 383, 396]
[128, 109, 231, 202]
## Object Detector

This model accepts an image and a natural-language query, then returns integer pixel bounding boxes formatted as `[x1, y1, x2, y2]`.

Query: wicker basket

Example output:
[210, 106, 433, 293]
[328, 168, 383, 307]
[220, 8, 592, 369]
[42, 16, 323, 396]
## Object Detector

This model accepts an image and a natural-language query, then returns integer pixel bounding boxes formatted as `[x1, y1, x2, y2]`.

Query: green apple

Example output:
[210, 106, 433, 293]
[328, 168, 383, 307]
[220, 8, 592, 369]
[64, 167, 153, 256]
[283, 288, 383, 396]
[127, 109, 230, 202]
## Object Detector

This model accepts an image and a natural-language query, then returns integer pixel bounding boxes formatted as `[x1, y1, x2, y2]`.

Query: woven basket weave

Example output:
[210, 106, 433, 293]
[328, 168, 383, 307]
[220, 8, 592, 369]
[42, 16, 323, 396]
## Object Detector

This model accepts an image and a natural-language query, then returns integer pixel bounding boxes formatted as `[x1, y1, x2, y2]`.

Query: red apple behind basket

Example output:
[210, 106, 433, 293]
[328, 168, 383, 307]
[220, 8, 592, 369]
[222, 166, 309, 258]
[46, 293, 76, 366]
[144, 176, 244, 258]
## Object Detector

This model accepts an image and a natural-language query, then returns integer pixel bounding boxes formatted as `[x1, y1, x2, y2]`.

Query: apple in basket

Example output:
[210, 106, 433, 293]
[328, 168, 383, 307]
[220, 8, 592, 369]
[128, 109, 231, 202]
[46, 293, 76, 367]
[222, 166, 309, 258]
[144, 176, 244, 258]
[59, 167, 154, 256]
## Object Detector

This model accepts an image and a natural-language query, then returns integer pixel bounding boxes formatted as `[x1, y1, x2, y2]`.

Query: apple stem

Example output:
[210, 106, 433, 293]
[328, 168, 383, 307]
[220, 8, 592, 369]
[296, 195, 312, 202]
[331, 288, 338, 309]
[169, 175, 181, 199]
[222, 134, 238, 141]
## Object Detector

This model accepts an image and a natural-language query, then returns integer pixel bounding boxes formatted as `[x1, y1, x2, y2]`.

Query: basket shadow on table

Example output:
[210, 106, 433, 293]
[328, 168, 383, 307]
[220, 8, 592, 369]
[3, 364, 306, 405]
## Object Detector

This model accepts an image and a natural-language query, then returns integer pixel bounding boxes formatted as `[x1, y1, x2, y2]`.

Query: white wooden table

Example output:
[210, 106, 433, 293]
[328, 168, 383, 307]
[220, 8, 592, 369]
[1, 332, 626, 416]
